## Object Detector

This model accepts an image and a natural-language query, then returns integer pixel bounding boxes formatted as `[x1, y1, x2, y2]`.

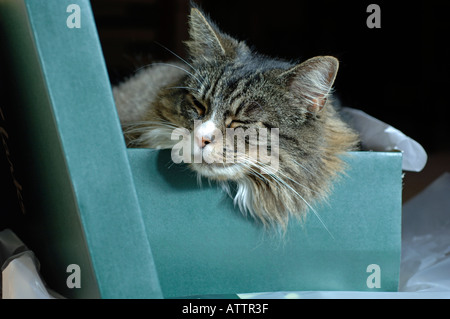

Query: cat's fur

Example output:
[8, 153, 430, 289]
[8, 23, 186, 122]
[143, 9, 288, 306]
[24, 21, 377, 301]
[113, 6, 359, 229]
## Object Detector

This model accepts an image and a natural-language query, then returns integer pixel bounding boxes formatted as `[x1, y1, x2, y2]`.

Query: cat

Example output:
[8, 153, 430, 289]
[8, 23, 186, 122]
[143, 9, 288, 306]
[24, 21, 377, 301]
[113, 5, 360, 229]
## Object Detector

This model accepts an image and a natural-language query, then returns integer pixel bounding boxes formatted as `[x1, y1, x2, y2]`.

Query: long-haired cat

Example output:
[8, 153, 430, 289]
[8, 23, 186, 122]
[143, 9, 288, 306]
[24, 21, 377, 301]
[113, 6, 359, 229]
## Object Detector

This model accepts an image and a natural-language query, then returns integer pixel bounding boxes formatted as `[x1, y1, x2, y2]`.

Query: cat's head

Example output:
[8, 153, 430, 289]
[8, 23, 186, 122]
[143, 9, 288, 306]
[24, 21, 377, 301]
[162, 7, 342, 175]
[150, 6, 359, 227]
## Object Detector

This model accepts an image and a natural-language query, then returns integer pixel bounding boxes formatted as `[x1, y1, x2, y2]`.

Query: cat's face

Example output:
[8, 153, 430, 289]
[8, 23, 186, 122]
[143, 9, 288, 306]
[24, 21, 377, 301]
[159, 8, 341, 182]
[174, 60, 288, 180]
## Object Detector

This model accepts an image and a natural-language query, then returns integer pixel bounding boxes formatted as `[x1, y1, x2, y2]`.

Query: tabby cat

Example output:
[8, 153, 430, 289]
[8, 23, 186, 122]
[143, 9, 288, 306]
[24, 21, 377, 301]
[113, 6, 359, 229]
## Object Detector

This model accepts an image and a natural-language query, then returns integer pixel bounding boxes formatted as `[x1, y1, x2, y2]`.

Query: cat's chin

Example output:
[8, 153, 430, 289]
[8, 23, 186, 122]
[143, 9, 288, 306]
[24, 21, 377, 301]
[189, 163, 246, 181]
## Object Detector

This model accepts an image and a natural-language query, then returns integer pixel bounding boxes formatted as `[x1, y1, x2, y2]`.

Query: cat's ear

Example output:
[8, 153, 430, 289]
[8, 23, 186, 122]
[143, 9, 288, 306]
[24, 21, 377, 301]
[283, 56, 339, 113]
[185, 6, 239, 59]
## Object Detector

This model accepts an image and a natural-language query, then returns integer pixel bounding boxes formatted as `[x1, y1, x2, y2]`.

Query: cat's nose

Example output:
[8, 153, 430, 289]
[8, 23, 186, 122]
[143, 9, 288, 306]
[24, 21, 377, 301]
[201, 136, 213, 148]
[194, 120, 217, 148]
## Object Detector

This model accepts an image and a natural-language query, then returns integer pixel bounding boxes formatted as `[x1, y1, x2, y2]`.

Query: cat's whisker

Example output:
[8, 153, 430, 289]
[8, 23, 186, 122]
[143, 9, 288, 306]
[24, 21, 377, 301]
[133, 122, 179, 130]
[232, 152, 333, 237]
[233, 152, 319, 195]
[235, 159, 275, 188]
[291, 159, 314, 175]
[153, 41, 205, 81]
[231, 154, 274, 183]
[135, 62, 204, 88]
[167, 86, 201, 94]
[220, 148, 278, 189]
[261, 167, 334, 239]
[122, 120, 180, 135]
[196, 172, 203, 187]
[268, 166, 320, 195]
[123, 127, 174, 136]
[122, 121, 178, 148]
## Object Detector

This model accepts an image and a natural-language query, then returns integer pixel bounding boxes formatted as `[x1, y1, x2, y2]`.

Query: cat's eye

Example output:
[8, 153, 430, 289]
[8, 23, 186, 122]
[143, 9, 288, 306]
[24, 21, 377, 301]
[244, 101, 262, 115]
[226, 120, 244, 129]
[187, 94, 206, 117]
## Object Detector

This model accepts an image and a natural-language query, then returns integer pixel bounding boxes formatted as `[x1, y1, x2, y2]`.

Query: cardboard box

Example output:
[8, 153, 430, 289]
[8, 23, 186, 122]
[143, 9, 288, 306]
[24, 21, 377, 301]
[0, 0, 402, 298]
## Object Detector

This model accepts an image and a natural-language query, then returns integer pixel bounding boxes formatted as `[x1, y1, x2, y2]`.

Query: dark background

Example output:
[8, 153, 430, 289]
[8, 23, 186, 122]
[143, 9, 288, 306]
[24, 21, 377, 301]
[91, 0, 450, 200]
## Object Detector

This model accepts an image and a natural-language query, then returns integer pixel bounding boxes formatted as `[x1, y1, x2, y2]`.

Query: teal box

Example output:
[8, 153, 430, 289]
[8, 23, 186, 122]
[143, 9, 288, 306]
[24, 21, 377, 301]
[0, 0, 402, 298]
[129, 149, 402, 297]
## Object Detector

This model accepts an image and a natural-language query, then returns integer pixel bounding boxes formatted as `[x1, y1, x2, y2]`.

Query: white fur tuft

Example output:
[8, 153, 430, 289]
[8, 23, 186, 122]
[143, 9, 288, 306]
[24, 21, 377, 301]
[233, 179, 254, 217]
